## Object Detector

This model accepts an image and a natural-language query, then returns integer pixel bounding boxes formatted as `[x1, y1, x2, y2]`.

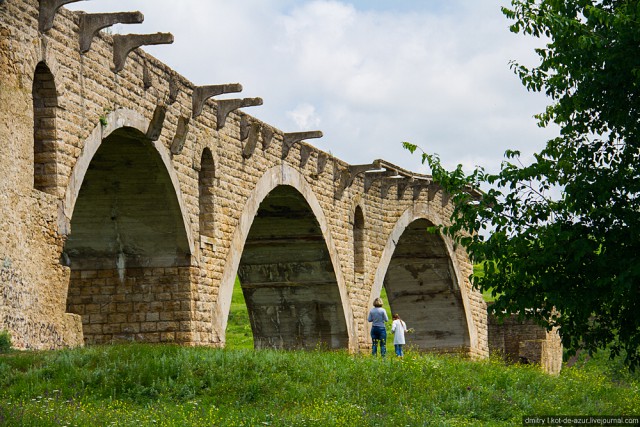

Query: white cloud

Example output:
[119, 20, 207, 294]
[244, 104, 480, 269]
[286, 103, 322, 130]
[66, 0, 556, 174]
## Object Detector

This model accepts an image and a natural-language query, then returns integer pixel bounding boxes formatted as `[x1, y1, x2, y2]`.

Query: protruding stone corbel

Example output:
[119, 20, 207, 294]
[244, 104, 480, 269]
[427, 183, 442, 201]
[335, 161, 381, 199]
[364, 169, 397, 193]
[216, 98, 263, 130]
[333, 161, 341, 183]
[261, 126, 274, 151]
[146, 104, 166, 141]
[168, 73, 179, 104]
[411, 179, 433, 200]
[282, 131, 322, 159]
[469, 188, 483, 202]
[192, 83, 242, 119]
[242, 122, 261, 159]
[441, 191, 451, 207]
[240, 116, 251, 141]
[316, 152, 328, 177]
[380, 177, 414, 199]
[396, 177, 414, 200]
[39, 0, 82, 33]
[143, 62, 153, 89]
[380, 179, 394, 199]
[300, 145, 313, 168]
[170, 116, 190, 155]
[113, 33, 173, 73]
[79, 11, 144, 53]
[380, 178, 405, 199]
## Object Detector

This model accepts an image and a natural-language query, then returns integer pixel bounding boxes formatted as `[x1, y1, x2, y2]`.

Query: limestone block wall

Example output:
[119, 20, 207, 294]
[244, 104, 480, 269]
[66, 266, 194, 344]
[488, 312, 563, 375]
[0, 0, 488, 357]
[0, 1, 82, 349]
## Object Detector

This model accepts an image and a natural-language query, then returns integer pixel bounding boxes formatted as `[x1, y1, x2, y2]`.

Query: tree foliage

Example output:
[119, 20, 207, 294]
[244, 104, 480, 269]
[405, 0, 640, 369]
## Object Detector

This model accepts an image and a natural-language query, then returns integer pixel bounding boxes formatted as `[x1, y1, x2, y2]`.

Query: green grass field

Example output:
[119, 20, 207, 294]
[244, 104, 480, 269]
[1, 275, 637, 426]
[473, 262, 500, 302]
[225, 277, 254, 350]
[0, 344, 637, 426]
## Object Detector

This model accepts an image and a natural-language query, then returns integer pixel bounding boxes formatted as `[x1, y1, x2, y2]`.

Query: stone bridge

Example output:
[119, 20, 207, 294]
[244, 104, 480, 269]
[0, 0, 489, 357]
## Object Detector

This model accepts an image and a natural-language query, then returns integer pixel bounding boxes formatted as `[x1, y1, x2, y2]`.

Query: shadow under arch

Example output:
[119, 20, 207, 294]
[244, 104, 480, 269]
[59, 108, 194, 253]
[370, 205, 478, 354]
[215, 164, 356, 351]
[62, 110, 194, 345]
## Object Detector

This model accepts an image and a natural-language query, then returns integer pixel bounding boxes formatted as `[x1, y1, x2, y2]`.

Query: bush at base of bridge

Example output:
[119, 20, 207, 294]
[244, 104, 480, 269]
[0, 330, 11, 353]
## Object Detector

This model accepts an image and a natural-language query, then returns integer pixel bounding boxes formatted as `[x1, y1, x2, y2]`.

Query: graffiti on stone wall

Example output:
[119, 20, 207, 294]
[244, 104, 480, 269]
[0, 261, 66, 348]
[0, 313, 68, 349]
[1, 261, 40, 310]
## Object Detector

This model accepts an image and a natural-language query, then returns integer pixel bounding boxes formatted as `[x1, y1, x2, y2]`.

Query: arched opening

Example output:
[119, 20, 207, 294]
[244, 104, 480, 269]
[199, 148, 215, 240]
[237, 185, 348, 350]
[64, 127, 192, 345]
[353, 206, 365, 275]
[32, 61, 58, 195]
[383, 219, 469, 352]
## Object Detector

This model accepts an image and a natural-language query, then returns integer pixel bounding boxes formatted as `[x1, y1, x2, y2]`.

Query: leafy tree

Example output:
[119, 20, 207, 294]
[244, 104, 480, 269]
[405, 0, 640, 369]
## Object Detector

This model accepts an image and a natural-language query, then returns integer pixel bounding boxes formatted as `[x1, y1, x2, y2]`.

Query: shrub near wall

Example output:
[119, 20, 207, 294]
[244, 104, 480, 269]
[0, 330, 11, 353]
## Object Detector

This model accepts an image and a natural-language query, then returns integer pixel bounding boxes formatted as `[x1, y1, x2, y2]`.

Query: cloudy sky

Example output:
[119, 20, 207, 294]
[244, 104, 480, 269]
[67, 0, 557, 174]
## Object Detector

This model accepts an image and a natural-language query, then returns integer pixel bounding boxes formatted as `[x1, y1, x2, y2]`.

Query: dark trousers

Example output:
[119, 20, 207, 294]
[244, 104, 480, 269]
[371, 326, 387, 356]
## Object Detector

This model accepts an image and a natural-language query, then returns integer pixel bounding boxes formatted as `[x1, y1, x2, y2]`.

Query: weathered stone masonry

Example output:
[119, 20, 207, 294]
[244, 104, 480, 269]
[1, 0, 491, 357]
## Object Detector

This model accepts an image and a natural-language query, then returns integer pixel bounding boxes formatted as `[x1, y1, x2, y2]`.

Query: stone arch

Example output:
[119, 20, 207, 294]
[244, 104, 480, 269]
[370, 205, 479, 354]
[61, 109, 195, 345]
[32, 61, 59, 195]
[59, 108, 194, 254]
[198, 147, 215, 240]
[22, 32, 67, 101]
[214, 164, 357, 351]
[192, 139, 220, 179]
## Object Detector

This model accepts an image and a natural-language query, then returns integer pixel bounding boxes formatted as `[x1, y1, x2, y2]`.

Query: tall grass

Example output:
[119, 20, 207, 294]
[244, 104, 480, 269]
[225, 277, 253, 350]
[0, 344, 637, 426]
[1, 273, 637, 425]
[473, 262, 501, 302]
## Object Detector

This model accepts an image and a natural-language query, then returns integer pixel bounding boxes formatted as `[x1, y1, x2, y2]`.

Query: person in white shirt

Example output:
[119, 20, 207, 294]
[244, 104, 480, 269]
[391, 313, 407, 357]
